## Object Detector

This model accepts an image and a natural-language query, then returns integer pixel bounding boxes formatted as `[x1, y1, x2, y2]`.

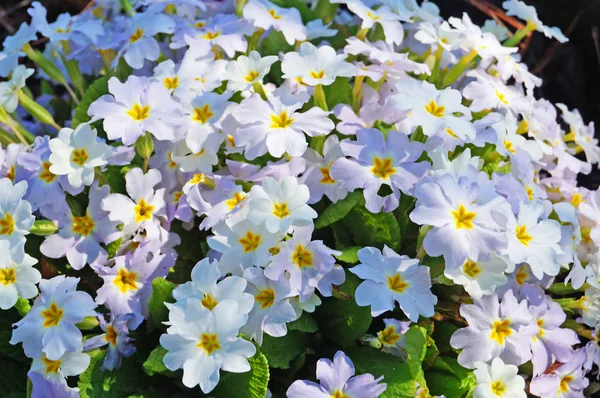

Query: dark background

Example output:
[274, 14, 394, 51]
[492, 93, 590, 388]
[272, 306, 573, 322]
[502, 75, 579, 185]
[1, 0, 599, 185]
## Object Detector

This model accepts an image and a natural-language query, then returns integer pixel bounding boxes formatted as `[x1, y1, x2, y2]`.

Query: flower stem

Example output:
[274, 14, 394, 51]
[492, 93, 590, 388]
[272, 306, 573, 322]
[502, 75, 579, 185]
[503, 21, 536, 48]
[252, 82, 268, 101]
[441, 49, 478, 88]
[313, 84, 328, 111]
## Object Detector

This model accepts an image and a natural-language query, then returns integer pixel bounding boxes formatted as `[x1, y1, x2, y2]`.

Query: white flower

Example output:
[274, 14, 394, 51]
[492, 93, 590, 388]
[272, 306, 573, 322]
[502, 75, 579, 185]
[0, 65, 33, 112]
[30, 349, 90, 383]
[88, 76, 182, 146]
[502, 0, 568, 43]
[248, 176, 317, 234]
[171, 137, 221, 173]
[234, 87, 334, 159]
[0, 242, 40, 310]
[351, 246, 437, 321]
[415, 21, 460, 51]
[172, 258, 254, 315]
[225, 51, 278, 92]
[347, 2, 407, 45]
[48, 123, 112, 189]
[101, 168, 167, 241]
[179, 91, 230, 154]
[0, 178, 34, 262]
[282, 42, 356, 86]
[473, 357, 526, 398]
[243, 0, 307, 45]
[241, 267, 297, 345]
[444, 255, 510, 300]
[160, 299, 256, 393]
[463, 70, 526, 114]
[449, 13, 516, 60]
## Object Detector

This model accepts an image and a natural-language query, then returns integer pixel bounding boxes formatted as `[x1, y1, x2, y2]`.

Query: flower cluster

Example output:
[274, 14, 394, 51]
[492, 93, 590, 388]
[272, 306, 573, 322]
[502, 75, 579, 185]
[0, 0, 598, 397]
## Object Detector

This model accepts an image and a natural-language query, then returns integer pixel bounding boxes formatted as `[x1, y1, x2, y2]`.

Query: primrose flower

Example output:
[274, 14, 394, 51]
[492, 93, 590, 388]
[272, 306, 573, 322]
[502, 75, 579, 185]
[30, 349, 90, 384]
[88, 75, 182, 146]
[225, 51, 278, 92]
[95, 241, 175, 329]
[160, 299, 256, 393]
[0, 178, 34, 262]
[350, 246, 437, 321]
[179, 91, 231, 154]
[242, 267, 297, 345]
[172, 258, 254, 315]
[444, 255, 510, 300]
[234, 87, 333, 159]
[281, 42, 355, 86]
[287, 351, 386, 398]
[10, 275, 97, 360]
[529, 348, 589, 397]
[377, 318, 411, 358]
[0, 65, 33, 112]
[347, 2, 407, 45]
[557, 103, 600, 165]
[463, 70, 527, 114]
[473, 357, 526, 398]
[0, 242, 40, 310]
[247, 176, 317, 234]
[410, 171, 507, 269]
[0, 23, 37, 77]
[502, 0, 568, 43]
[48, 123, 112, 189]
[392, 80, 475, 139]
[82, 313, 136, 371]
[330, 129, 429, 213]
[41, 182, 119, 270]
[102, 167, 167, 241]
[450, 290, 537, 368]
[171, 137, 221, 173]
[243, 0, 307, 45]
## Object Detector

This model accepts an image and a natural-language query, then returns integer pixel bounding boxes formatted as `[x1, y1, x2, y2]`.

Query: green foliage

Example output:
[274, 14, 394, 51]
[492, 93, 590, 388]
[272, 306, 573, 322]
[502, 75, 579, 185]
[405, 326, 428, 388]
[315, 190, 364, 229]
[72, 75, 111, 128]
[323, 77, 352, 109]
[142, 346, 178, 378]
[148, 278, 176, 329]
[334, 246, 361, 264]
[261, 331, 312, 369]
[314, 271, 372, 347]
[212, 348, 270, 398]
[287, 312, 318, 333]
[426, 356, 477, 397]
[344, 205, 402, 251]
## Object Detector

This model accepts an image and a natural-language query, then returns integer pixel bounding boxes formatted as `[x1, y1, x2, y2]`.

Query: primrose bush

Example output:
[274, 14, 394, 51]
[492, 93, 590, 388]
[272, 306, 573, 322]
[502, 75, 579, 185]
[0, 0, 599, 397]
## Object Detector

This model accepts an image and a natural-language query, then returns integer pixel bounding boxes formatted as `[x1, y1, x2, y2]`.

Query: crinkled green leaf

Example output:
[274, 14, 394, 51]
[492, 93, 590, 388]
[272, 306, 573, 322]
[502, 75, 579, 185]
[212, 348, 270, 398]
[345, 347, 417, 398]
[427, 356, 476, 397]
[261, 331, 310, 369]
[323, 77, 352, 109]
[405, 326, 428, 388]
[315, 190, 363, 229]
[333, 246, 361, 264]
[287, 312, 318, 333]
[345, 205, 401, 251]
[148, 278, 176, 329]
[142, 346, 178, 378]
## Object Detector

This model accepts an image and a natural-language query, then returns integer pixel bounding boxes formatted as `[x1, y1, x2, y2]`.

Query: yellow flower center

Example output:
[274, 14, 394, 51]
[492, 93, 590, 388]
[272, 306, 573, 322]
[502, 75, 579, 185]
[0, 212, 15, 236]
[197, 333, 221, 355]
[172, 191, 184, 203]
[226, 192, 246, 210]
[424, 100, 445, 117]
[105, 325, 117, 346]
[43, 358, 62, 375]
[39, 161, 57, 183]
[273, 202, 290, 218]
[310, 70, 325, 79]
[516, 225, 533, 246]
[201, 294, 218, 311]
[192, 104, 214, 124]
[0, 268, 16, 286]
[378, 326, 401, 346]
[168, 152, 177, 169]
[452, 205, 476, 229]
[113, 268, 138, 293]
[463, 259, 481, 278]
[417, 388, 433, 398]
[490, 319, 512, 344]
[367, 11, 380, 20]
[268, 9, 281, 19]
[559, 375, 574, 393]
[445, 128, 459, 138]
[71, 148, 89, 166]
[244, 70, 260, 82]
[292, 245, 313, 268]
[270, 111, 294, 129]
[255, 288, 275, 309]
[201, 31, 220, 40]
[72, 213, 95, 236]
[515, 265, 528, 285]
[134, 198, 155, 223]
[319, 163, 335, 184]
[504, 139, 515, 154]
[269, 246, 281, 256]
[41, 302, 64, 328]
[129, 28, 144, 43]
[490, 380, 507, 396]
[239, 231, 262, 253]
[371, 157, 395, 179]
[526, 187, 534, 201]
[331, 391, 350, 398]
[163, 76, 179, 91]
[227, 135, 235, 147]
[495, 90, 509, 105]
[5, 165, 15, 181]
[571, 193, 583, 208]
[127, 103, 150, 121]
[387, 274, 409, 293]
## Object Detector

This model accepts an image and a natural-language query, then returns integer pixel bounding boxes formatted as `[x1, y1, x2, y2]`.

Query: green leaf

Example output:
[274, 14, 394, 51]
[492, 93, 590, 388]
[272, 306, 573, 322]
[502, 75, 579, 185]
[427, 356, 476, 397]
[334, 246, 361, 264]
[405, 326, 427, 387]
[72, 75, 110, 128]
[431, 323, 459, 355]
[287, 312, 318, 333]
[212, 348, 270, 398]
[315, 190, 363, 229]
[261, 31, 293, 57]
[148, 278, 176, 329]
[323, 77, 352, 109]
[345, 347, 416, 398]
[345, 205, 401, 251]
[0, 361, 27, 398]
[142, 346, 178, 377]
[261, 331, 310, 369]
[314, 271, 372, 347]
